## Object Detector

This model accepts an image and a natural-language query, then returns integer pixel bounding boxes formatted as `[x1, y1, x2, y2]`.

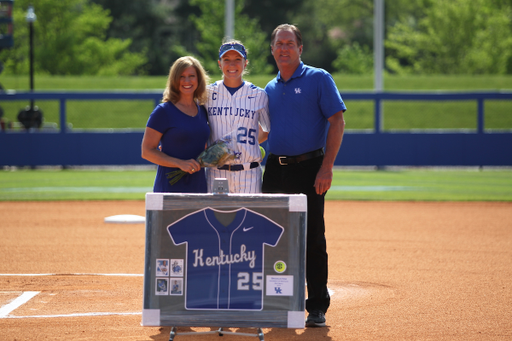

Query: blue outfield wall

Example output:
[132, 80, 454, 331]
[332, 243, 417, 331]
[1, 90, 512, 167]
[335, 132, 512, 167]
[0, 132, 146, 166]
[1, 131, 511, 167]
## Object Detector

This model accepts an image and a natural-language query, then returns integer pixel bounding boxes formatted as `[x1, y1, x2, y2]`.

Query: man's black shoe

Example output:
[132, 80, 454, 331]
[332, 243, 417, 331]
[305, 310, 326, 327]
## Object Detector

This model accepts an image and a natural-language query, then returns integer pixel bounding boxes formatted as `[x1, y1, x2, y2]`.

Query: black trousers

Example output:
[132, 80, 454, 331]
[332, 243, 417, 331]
[262, 153, 330, 314]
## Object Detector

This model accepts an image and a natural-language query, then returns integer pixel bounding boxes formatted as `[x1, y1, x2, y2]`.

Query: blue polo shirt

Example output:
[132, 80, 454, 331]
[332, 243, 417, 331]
[265, 62, 346, 156]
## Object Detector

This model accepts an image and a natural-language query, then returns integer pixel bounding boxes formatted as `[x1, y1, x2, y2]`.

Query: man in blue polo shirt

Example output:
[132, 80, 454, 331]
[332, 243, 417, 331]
[261, 23, 347, 327]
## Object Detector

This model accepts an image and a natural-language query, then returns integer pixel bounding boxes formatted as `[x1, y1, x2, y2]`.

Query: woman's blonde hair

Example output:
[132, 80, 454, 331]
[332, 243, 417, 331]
[162, 56, 210, 105]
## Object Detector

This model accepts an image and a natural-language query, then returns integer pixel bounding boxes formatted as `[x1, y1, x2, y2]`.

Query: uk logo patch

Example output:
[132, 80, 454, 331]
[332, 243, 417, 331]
[294, 88, 302, 94]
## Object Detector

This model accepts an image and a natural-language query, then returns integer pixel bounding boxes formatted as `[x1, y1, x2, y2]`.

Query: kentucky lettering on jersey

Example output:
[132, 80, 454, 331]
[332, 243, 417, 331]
[167, 207, 283, 310]
[192, 244, 256, 269]
[207, 106, 256, 119]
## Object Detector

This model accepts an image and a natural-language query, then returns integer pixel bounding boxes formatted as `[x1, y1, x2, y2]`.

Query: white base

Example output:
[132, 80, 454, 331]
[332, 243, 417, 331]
[104, 214, 145, 224]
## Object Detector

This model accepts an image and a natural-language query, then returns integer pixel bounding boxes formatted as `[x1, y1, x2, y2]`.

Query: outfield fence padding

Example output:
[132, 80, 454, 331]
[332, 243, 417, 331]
[1, 91, 511, 167]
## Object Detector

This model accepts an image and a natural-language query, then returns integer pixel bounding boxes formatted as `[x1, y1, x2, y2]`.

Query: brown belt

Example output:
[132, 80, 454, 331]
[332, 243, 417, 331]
[270, 149, 324, 166]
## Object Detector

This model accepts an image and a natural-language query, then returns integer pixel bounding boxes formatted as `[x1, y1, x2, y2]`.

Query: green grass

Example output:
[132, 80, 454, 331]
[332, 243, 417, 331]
[251, 74, 512, 91]
[0, 74, 512, 130]
[1, 74, 512, 130]
[3, 74, 512, 91]
[0, 75, 169, 91]
[0, 168, 155, 201]
[1, 168, 511, 202]
[327, 168, 512, 201]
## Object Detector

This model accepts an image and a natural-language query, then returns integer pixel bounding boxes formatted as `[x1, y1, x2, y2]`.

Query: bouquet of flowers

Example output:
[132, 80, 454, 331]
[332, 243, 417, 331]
[166, 133, 241, 186]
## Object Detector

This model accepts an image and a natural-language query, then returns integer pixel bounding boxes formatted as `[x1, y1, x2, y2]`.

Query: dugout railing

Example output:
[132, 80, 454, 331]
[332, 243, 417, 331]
[1, 90, 511, 167]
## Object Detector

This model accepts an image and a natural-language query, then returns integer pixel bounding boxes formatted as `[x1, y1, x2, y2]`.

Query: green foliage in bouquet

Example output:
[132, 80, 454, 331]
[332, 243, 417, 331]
[166, 140, 241, 186]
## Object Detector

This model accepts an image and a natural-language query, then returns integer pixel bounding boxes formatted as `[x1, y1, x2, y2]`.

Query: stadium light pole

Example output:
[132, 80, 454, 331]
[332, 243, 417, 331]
[26, 5, 36, 107]
[374, 0, 384, 92]
[225, 0, 234, 40]
[374, 0, 384, 133]
[17, 4, 43, 131]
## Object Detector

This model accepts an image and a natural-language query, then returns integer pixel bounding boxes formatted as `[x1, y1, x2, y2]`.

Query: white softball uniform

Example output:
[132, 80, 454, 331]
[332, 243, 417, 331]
[205, 80, 270, 193]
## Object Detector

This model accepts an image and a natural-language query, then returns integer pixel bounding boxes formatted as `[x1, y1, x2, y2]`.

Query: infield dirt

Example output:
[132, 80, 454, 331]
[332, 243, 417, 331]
[1, 200, 511, 340]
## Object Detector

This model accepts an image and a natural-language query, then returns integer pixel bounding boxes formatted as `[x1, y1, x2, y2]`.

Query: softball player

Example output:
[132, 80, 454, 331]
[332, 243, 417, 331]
[205, 40, 270, 193]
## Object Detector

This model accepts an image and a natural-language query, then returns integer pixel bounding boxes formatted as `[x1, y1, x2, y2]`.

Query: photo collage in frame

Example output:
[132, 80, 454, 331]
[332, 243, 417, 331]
[155, 258, 184, 296]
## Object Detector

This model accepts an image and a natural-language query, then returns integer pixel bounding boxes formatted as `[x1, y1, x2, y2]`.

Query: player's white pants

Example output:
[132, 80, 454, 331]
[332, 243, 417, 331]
[206, 166, 262, 193]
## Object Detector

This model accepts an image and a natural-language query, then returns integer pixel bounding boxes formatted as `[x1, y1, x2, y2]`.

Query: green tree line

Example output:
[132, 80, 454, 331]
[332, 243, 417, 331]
[1, 0, 511, 77]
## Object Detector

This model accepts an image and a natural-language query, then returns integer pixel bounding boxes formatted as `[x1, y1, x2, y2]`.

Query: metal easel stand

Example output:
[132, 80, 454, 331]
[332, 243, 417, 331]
[169, 327, 264, 341]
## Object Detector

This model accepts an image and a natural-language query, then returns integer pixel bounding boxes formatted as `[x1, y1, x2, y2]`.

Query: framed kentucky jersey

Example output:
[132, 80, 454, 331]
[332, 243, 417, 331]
[142, 193, 307, 329]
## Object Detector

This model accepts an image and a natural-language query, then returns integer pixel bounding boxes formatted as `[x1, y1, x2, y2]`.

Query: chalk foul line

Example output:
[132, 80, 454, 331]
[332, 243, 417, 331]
[0, 291, 40, 318]
[3, 311, 142, 319]
[1, 274, 144, 319]
[0, 273, 143, 277]
[0, 291, 141, 319]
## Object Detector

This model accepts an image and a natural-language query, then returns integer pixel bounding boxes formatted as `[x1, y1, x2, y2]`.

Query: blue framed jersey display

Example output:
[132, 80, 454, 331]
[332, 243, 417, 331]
[142, 193, 307, 329]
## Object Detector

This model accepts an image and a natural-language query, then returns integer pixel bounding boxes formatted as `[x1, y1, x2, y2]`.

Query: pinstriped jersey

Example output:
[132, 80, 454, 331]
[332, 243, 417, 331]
[205, 81, 270, 165]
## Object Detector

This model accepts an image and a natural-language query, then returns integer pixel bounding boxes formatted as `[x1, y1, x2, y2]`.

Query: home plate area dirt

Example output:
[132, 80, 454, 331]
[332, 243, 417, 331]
[1, 200, 511, 340]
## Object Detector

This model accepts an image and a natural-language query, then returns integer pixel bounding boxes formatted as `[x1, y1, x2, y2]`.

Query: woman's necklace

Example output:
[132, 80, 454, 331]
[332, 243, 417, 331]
[176, 101, 198, 117]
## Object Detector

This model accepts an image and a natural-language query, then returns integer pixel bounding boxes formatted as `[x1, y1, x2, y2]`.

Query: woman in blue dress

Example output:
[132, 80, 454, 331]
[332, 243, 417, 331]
[142, 56, 210, 193]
